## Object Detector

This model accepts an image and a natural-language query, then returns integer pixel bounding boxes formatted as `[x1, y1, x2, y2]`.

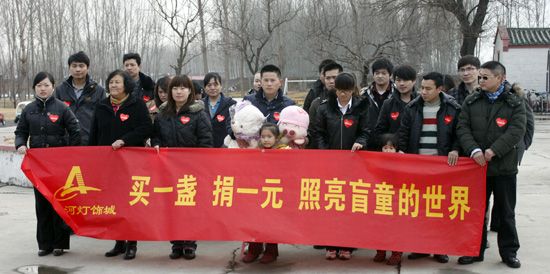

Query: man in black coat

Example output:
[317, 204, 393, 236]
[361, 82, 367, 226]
[55, 51, 105, 145]
[303, 59, 335, 113]
[243, 64, 295, 124]
[448, 55, 480, 105]
[123, 52, 155, 103]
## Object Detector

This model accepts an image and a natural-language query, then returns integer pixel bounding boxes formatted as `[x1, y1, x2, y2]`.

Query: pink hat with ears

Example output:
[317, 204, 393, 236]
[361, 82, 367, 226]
[277, 105, 310, 129]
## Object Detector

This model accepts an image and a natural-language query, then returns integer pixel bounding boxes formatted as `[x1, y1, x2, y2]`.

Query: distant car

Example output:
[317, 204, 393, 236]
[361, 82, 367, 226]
[14, 100, 32, 123]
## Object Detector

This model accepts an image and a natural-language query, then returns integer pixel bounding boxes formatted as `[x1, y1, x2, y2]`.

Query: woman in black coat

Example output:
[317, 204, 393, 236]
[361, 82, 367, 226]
[15, 72, 81, 257]
[201, 72, 236, 147]
[314, 72, 369, 260]
[89, 70, 152, 260]
[151, 75, 213, 260]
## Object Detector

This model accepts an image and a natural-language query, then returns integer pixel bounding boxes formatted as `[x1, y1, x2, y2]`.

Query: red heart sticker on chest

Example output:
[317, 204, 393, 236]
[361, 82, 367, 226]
[119, 113, 129, 122]
[143, 95, 150, 102]
[390, 112, 399, 120]
[48, 114, 59, 123]
[496, 118, 508, 127]
[444, 115, 453, 125]
[273, 112, 280, 121]
[64, 101, 72, 107]
[216, 115, 225, 122]
[344, 119, 354, 128]
[180, 116, 190, 124]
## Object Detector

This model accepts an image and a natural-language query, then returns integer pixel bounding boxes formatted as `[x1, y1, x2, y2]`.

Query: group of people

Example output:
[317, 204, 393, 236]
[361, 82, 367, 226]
[14, 50, 532, 269]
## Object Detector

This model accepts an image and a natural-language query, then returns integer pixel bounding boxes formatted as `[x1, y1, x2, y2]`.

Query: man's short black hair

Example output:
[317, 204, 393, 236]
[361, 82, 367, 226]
[393, 65, 417, 81]
[318, 59, 335, 73]
[322, 62, 343, 76]
[123, 53, 142, 66]
[68, 51, 90, 67]
[260, 64, 281, 78]
[371, 58, 394, 75]
[480, 61, 506, 76]
[457, 55, 480, 70]
[422, 72, 444, 88]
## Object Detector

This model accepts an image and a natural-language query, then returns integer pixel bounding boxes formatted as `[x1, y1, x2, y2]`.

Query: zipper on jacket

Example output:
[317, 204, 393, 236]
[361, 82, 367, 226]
[340, 114, 343, 149]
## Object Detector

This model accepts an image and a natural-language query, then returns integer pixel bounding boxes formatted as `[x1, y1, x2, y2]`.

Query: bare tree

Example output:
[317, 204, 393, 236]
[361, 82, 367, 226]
[150, 0, 200, 75]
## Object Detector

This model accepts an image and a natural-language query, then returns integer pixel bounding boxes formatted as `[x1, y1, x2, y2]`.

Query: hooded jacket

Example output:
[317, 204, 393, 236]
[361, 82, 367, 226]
[152, 100, 213, 148]
[15, 96, 81, 149]
[315, 92, 370, 150]
[457, 82, 527, 176]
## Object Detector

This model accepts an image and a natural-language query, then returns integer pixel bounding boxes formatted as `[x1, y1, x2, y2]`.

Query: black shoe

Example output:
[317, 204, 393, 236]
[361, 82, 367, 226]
[408, 253, 430, 260]
[105, 242, 126, 257]
[53, 249, 65, 256]
[169, 248, 183, 259]
[182, 248, 196, 260]
[434, 254, 449, 263]
[490, 226, 498, 232]
[123, 246, 137, 260]
[38, 249, 53, 257]
[503, 257, 521, 268]
[458, 256, 484, 265]
[313, 245, 325, 250]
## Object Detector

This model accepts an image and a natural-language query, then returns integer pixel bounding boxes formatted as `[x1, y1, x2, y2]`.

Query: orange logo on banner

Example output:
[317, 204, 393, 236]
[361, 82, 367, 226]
[54, 166, 101, 201]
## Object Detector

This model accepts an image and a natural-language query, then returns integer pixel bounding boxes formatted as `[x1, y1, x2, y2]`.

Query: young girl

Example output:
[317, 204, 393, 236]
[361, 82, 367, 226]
[241, 123, 287, 264]
[373, 133, 402, 265]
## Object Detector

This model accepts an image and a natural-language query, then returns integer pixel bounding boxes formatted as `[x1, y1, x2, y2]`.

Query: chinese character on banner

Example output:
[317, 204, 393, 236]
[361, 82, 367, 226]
[423, 185, 446, 218]
[298, 178, 320, 210]
[129, 176, 151, 206]
[399, 183, 420, 217]
[448, 186, 470, 221]
[90, 205, 103, 215]
[175, 175, 198, 206]
[212, 176, 234, 207]
[349, 179, 371, 214]
[374, 182, 395, 215]
[324, 178, 346, 211]
[261, 179, 283, 209]
[104, 205, 117, 215]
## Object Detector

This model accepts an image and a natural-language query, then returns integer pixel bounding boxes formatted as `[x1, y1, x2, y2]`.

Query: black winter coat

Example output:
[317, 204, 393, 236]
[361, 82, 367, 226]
[315, 93, 370, 150]
[303, 79, 325, 114]
[15, 96, 81, 149]
[243, 88, 295, 124]
[202, 94, 236, 147]
[457, 83, 527, 176]
[88, 94, 152, 146]
[361, 82, 396, 150]
[448, 82, 471, 106]
[54, 75, 106, 145]
[373, 89, 417, 149]
[133, 72, 155, 103]
[397, 92, 461, 155]
[152, 101, 213, 148]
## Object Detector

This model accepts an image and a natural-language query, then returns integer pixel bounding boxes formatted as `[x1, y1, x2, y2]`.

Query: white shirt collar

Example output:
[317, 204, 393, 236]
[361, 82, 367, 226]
[337, 97, 352, 114]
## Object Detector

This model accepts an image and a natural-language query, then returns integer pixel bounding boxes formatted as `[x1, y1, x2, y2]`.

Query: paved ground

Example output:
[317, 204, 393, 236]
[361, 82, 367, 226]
[1, 120, 549, 274]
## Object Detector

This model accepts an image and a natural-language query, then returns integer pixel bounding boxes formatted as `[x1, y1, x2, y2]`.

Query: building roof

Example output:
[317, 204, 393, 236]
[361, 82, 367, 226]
[507, 28, 550, 46]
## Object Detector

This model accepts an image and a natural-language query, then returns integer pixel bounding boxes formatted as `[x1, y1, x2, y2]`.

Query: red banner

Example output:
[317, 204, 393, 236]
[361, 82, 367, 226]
[21, 147, 486, 256]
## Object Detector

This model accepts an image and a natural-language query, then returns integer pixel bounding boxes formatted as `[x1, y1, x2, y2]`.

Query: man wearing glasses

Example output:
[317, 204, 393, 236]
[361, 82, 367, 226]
[449, 55, 480, 105]
[456, 61, 526, 268]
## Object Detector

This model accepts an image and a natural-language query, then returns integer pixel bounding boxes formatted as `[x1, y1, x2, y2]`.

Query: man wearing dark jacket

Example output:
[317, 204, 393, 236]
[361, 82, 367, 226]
[303, 59, 335, 113]
[448, 55, 480, 105]
[55, 51, 105, 145]
[373, 65, 417, 150]
[360, 58, 396, 150]
[456, 61, 526, 269]
[243, 64, 295, 124]
[123, 52, 155, 103]
[398, 72, 461, 264]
